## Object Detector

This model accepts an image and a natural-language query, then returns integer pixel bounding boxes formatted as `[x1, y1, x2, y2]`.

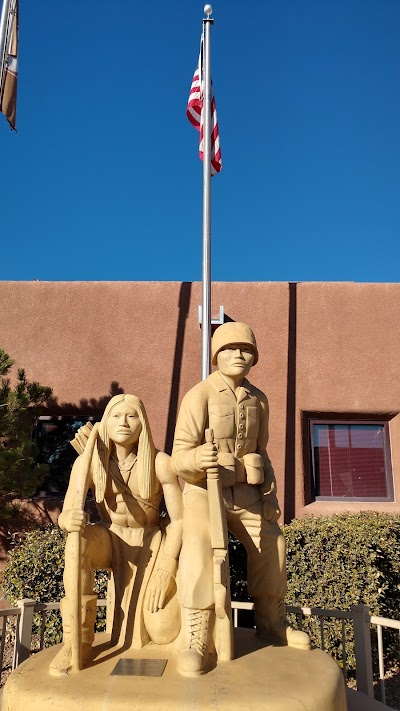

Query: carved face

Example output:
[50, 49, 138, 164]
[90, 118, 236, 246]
[217, 343, 254, 379]
[106, 401, 142, 446]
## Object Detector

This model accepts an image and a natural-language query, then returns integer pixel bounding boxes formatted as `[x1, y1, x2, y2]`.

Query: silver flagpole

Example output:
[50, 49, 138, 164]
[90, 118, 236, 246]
[0, 0, 11, 97]
[201, 4, 214, 380]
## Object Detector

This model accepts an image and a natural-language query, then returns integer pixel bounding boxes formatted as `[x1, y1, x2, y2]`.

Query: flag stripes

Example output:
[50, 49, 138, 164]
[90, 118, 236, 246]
[186, 44, 222, 175]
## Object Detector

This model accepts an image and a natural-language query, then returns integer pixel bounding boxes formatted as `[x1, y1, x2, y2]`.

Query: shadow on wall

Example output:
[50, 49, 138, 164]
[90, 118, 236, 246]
[164, 282, 192, 454]
[163, 282, 236, 454]
[0, 383, 127, 570]
[284, 282, 297, 525]
[45, 381, 125, 416]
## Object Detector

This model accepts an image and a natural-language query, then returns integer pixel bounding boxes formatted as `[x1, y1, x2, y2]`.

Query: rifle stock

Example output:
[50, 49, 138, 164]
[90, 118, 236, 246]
[205, 429, 233, 661]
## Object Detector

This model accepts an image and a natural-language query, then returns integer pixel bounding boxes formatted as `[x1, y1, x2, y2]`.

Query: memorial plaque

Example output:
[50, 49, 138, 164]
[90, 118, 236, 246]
[111, 659, 168, 677]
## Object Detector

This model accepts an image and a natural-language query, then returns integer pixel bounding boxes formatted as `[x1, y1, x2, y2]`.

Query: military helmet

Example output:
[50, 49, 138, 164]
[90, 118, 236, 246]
[211, 322, 259, 366]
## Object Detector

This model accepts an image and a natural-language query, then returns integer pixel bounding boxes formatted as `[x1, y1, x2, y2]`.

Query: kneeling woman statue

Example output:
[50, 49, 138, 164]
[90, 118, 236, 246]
[50, 394, 182, 676]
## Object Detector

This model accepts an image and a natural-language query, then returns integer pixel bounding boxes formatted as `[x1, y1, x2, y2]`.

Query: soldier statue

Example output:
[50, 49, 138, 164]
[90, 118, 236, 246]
[172, 322, 310, 676]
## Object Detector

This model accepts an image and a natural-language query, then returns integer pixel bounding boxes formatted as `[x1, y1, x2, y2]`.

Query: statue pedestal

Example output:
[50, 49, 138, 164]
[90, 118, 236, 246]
[3, 628, 347, 711]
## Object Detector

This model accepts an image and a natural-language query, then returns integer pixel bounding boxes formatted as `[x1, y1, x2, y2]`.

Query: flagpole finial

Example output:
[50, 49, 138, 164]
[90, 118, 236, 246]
[204, 4, 213, 17]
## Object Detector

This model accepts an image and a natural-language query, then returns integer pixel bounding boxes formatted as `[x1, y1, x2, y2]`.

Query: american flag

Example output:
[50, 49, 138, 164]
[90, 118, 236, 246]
[0, 0, 18, 130]
[186, 39, 222, 176]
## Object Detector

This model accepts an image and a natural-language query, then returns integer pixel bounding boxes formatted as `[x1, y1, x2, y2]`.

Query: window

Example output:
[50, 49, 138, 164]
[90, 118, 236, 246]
[310, 420, 394, 501]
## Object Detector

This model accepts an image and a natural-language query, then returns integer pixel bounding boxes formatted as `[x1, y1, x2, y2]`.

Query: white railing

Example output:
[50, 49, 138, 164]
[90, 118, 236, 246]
[0, 598, 106, 685]
[370, 614, 400, 707]
[232, 601, 398, 707]
[0, 599, 398, 708]
[286, 604, 374, 697]
[0, 604, 20, 685]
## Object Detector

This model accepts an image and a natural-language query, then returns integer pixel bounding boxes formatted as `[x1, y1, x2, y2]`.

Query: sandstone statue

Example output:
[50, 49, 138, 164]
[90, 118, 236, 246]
[4, 340, 347, 711]
[50, 394, 183, 676]
[172, 322, 310, 676]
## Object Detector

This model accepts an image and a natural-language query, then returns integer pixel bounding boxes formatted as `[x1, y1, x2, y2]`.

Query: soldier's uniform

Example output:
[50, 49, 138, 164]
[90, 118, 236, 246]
[172, 322, 309, 675]
[173, 370, 285, 610]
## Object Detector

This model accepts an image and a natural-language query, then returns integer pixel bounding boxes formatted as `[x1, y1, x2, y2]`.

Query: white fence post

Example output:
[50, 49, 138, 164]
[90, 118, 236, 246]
[13, 599, 36, 668]
[351, 604, 374, 698]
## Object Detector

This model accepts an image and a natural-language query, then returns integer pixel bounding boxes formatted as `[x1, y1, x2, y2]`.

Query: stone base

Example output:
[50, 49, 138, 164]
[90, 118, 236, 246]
[3, 628, 347, 711]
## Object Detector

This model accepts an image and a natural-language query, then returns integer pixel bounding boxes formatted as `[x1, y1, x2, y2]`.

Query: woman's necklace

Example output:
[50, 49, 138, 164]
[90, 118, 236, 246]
[113, 451, 137, 474]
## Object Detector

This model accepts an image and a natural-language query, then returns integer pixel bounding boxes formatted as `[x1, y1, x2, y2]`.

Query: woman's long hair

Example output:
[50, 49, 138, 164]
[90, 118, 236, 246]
[92, 394, 157, 504]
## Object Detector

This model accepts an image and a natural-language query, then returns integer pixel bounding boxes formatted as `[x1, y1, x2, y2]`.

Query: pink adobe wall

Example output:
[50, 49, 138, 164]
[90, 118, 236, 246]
[0, 280, 399, 522]
[295, 282, 400, 518]
[0, 281, 289, 511]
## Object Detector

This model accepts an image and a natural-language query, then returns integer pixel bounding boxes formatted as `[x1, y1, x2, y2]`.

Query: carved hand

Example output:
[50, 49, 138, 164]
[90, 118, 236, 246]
[195, 441, 218, 471]
[146, 569, 174, 613]
[58, 508, 87, 534]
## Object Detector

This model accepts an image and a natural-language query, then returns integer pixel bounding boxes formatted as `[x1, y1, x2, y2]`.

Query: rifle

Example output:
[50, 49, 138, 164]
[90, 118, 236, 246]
[205, 428, 233, 661]
[68, 421, 99, 672]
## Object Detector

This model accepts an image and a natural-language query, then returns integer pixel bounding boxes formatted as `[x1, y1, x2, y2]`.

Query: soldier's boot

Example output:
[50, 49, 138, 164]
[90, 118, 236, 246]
[178, 608, 211, 676]
[255, 598, 311, 651]
[49, 595, 98, 676]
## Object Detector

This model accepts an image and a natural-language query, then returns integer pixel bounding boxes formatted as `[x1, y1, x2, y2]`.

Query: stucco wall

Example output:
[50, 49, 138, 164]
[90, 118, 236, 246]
[295, 282, 400, 518]
[0, 280, 399, 522]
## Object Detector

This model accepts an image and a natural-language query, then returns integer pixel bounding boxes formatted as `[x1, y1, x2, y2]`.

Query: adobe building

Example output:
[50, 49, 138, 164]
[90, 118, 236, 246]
[0, 280, 399, 524]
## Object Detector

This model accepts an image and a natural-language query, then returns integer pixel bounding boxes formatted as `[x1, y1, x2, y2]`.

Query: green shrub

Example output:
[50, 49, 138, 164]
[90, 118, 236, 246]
[284, 513, 400, 674]
[2, 514, 400, 674]
[229, 533, 250, 601]
[0, 348, 52, 520]
[230, 513, 400, 674]
[1, 526, 108, 646]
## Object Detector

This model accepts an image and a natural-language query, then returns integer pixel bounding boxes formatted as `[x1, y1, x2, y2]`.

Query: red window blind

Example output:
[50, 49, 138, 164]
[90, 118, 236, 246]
[312, 423, 389, 499]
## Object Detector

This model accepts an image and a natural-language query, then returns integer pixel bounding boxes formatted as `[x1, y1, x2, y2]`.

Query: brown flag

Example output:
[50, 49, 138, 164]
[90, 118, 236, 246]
[1, 0, 18, 130]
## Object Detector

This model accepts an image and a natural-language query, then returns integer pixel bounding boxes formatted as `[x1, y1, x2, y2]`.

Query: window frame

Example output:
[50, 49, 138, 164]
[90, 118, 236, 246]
[309, 418, 394, 503]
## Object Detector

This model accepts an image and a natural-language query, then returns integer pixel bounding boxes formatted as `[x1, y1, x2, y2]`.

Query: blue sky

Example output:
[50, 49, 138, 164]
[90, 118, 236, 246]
[1, 0, 400, 282]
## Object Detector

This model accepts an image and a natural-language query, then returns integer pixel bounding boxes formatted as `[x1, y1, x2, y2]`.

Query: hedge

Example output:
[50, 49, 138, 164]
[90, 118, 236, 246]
[284, 512, 400, 673]
[2, 513, 400, 672]
[1, 527, 108, 647]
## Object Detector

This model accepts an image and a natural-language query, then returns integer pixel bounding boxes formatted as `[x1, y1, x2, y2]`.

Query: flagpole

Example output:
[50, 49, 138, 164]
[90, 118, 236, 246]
[201, 4, 214, 380]
[0, 0, 11, 94]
